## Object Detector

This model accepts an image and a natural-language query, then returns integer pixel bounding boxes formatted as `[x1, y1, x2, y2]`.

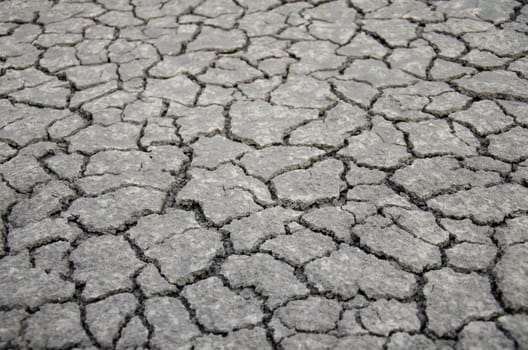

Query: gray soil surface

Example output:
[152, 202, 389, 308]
[0, 0, 527, 349]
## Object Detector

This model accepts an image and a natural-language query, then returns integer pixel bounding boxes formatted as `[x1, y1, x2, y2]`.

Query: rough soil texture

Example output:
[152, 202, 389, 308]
[0, 0, 527, 349]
